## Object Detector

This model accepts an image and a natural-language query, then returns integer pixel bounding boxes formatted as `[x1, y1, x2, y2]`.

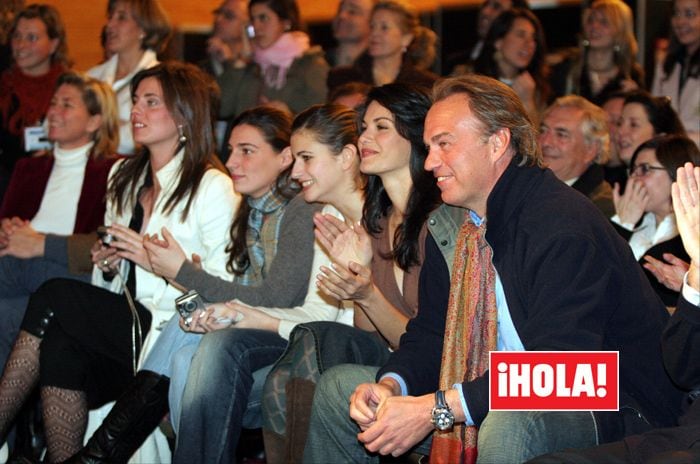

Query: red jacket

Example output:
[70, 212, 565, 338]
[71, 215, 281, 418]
[0, 153, 117, 234]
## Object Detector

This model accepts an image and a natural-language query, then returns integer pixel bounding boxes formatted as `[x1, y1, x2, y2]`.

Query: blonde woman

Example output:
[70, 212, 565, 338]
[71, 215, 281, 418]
[551, 0, 643, 105]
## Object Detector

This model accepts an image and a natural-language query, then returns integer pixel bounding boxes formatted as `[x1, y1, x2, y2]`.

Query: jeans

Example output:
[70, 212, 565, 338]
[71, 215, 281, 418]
[304, 364, 599, 464]
[141, 314, 203, 378]
[167, 342, 272, 435]
[173, 328, 287, 464]
[0, 255, 89, 372]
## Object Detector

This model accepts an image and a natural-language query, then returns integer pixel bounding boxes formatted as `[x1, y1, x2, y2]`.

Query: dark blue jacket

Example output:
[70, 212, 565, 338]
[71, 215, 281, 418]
[379, 158, 684, 442]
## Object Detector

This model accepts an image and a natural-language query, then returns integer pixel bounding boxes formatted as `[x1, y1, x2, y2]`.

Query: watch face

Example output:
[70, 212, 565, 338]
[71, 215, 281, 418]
[432, 407, 455, 431]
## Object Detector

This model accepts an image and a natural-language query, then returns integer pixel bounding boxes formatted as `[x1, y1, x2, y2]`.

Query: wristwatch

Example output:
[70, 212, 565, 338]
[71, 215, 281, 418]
[431, 390, 455, 431]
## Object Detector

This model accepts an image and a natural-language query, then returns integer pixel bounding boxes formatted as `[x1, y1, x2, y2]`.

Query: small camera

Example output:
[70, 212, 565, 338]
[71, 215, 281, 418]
[97, 226, 115, 246]
[175, 290, 206, 324]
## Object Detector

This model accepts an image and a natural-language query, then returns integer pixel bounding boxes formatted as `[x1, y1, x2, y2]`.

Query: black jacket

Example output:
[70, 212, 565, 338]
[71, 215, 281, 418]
[379, 158, 684, 442]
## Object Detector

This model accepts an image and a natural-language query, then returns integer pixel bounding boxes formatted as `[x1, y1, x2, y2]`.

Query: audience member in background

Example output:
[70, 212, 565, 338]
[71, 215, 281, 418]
[327, 0, 438, 93]
[199, 0, 250, 78]
[470, 8, 550, 122]
[88, 0, 171, 155]
[0, 4, 70, 200]
[263, 83, 448, 464]
[612, 134, 700, 306]
[446, 0, 529, 74]
[528, 162, 700, 464]
[0, 72, 118, 372]
[616, 91, 687, 168]
[0, 0, 24, 73]
[327, 80, 371, 108]
[600, 91, 629, 188]
[0, 62, 235, 463]
[218, 0, 329, 118]
[550, 0, 643, 106]
[539, 95, 614, 217]
[326, 0, 373, 67]
[652, 0, 700, 146]
[198, 0, 250, 156]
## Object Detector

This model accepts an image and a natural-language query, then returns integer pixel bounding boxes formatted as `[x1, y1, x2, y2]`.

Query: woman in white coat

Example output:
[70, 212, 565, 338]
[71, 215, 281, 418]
[0, 62, 236, 463]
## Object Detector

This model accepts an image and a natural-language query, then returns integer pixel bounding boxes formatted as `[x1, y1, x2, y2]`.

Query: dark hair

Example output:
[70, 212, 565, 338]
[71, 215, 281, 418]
[226, 106, 296, 275]
[293, 103, 359, 156]
[630, 134, 700, 182]
[107, 0, 172, 53]
[327, 81, 372, 106]
[474, 8, 550, 105]
[361, 83, 441, 270]
[623, 91, 687, 137]
[11, 3, 71, 67]
[433, 74, 542, 167]
[248, 0, 303, 32]
[662, 0, 700, 81]
[107, 61, 225, 222]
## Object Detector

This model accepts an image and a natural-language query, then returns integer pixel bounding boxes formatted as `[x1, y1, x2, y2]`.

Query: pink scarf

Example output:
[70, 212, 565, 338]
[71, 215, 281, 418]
[253, 31, 309, 90]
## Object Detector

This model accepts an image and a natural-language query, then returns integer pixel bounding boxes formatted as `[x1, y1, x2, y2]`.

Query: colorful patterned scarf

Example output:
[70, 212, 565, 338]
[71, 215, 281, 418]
[430, 218, 498, 464]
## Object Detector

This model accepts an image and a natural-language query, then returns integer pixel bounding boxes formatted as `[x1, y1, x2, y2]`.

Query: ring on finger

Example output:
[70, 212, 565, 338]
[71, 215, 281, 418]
[101, 259, 109, 267]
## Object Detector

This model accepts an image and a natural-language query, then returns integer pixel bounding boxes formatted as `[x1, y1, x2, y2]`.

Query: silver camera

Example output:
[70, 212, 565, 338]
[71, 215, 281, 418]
[175, 290, 206, 324]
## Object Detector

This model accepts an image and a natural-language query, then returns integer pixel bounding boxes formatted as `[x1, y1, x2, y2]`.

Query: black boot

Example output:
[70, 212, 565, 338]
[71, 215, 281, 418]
[66, 371, 169, 464]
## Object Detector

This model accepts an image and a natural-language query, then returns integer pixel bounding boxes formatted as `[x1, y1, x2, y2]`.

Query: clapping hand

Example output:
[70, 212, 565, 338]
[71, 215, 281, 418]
[313, 213, 372, 269]
[672, 162, 700, 290]
[143, 227, 187, 279]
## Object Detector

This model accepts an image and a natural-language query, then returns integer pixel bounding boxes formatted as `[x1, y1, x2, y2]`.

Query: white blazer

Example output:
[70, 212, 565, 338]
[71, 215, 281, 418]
[92, 152, 239, 359]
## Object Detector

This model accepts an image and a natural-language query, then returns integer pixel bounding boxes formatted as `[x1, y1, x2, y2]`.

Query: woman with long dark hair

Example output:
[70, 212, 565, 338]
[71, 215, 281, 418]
[471, 8, 550, 122]
[0, 61, 235, 463]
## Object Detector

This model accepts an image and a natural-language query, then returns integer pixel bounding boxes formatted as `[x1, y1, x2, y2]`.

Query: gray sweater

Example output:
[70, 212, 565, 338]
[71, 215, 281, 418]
[175, 195, 320, 308]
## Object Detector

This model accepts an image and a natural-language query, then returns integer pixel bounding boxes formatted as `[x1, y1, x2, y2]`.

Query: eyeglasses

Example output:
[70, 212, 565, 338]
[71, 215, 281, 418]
[213, 8, 236, 21]
[628, 163, 666, 177]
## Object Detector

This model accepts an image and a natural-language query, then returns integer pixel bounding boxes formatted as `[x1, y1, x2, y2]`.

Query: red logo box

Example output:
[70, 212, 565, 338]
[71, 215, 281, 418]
[489, 351, 618, 411]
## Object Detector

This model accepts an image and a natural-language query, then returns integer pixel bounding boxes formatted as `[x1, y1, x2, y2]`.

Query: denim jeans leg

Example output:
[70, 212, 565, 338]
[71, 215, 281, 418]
[141, 313, 203, 377]
[304, 364, 381, 464]
[476, 411, 599, 464]
[173, 328, 287, 464]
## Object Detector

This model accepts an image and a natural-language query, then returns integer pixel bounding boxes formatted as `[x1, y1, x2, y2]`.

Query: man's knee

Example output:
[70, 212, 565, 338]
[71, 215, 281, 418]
[477, 411, 597, 463]
[314, 364, 378, 411]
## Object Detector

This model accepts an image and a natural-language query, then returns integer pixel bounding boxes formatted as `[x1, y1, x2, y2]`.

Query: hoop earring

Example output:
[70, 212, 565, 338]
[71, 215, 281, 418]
[178, 125, 187, 143]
